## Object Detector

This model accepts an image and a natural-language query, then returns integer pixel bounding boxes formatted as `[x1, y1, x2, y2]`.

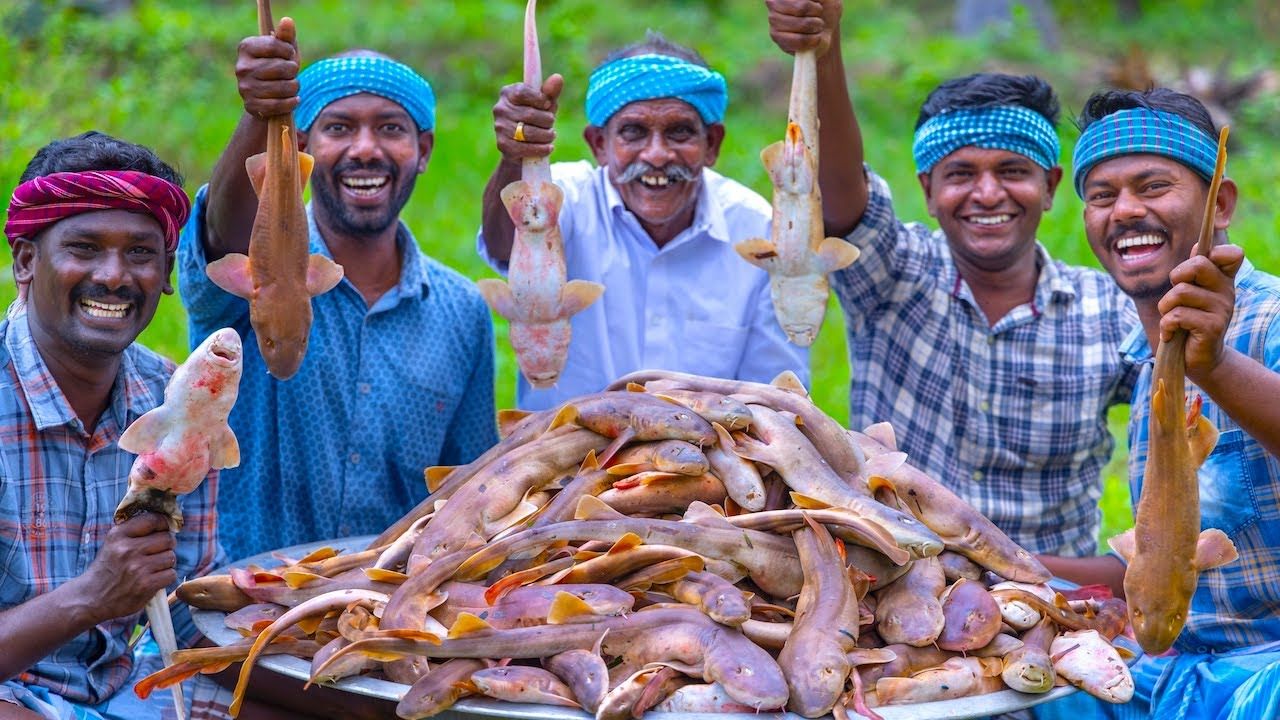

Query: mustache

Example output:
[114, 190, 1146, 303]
[1107, 220, 1168, 246]
[332, 159, 399, 181]
[616, 161, 696, 185]
[74, 283, 144, 306]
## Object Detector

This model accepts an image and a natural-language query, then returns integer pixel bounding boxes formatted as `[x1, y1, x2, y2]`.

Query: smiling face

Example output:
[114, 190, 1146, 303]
[13, 209, 171, 361]
[919, 146, 1062, 273]
[585, 98, 724, 246]
[300, 93, 433, 240]
[1081, 153, 1235, 304]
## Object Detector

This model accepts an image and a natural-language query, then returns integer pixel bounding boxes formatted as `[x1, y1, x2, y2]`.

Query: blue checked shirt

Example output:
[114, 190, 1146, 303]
[179, 186, 498, 561]
[832, 170, 1139, 556]
[0, 309, 221, 705]
[1124, 259, 1280, 654]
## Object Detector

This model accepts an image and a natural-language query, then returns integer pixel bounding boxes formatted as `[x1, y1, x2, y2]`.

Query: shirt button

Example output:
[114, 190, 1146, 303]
[972, 470, 984, 482]
[358, 382, 371, 395]
[979, 400, 991, 413]
[82, 532, 92, 544]
[349, 452, 361, 465]
[987, 335, 996, 345]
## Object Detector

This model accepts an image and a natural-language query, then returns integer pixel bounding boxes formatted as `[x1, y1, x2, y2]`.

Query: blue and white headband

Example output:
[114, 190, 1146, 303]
[585, 53, 728, 127]
[1071, 107, 1218, 198]
[912, 105, 1060, 174]
[296, 56, 436, 132]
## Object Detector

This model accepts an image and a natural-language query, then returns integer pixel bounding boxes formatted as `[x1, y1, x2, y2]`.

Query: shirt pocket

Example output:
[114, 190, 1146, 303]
[677, 319, 749, 380]
[1198, 429, 1260, 539]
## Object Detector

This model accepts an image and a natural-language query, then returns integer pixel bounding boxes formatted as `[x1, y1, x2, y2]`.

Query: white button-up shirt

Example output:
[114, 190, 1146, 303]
[478, 161, 808, 410]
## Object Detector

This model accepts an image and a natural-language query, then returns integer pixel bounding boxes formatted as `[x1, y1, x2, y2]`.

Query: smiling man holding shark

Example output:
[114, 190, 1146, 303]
[480, 30, 808, 411]
[179, 19, 499, 563]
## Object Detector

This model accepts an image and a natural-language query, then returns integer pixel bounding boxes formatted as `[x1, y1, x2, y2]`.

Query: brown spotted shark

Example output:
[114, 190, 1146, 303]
[206, 1, 344, 380]
[477, 0, 603, 387]
[1108, 127, 1238, 655]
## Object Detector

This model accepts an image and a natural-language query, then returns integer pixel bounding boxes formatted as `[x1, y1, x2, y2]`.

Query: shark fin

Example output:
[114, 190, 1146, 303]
[118, 406, 172, 454]
[424, 466, 454, 493]
[573, 495, 626, 521]
[305, 254, 344, 297]
[770, 370, 809, 396]
[597, 427, 636, 466]
[734, 238, 779, 269]
[547, 404, 579, 432]
[297, 547, 338, 563]
[790, 492, 833, 510]
[1193, 528, 1239, 571]
[578, 449, 600, 472]
[282, 571, 324, 589]
[558, 280, 605, 318]
[547, 591, 596, 624]
[475, 278, 517, 320]
[206, 253, 255, 300]
[448, 612, 494, 639]
[497, 409, 533, 439]
[863, 422, 899, 451]
[816, 236, 860, 272]
[244, 153, 268, 198]
[1107, 528, 1136, 564]
[364, 567, 409, 584]
[606, 462, 648, 477]
[208, 424, 241, 469]
[298, 151, 315, 192]
[606, 532, 645, 555]
[625, 382, 646, 393]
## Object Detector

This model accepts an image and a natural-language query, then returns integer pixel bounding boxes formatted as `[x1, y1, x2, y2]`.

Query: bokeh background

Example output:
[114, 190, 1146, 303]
[3, 0, 1278, 546]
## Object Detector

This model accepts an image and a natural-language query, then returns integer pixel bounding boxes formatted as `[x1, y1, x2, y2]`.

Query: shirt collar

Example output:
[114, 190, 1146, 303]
[1122, 256, 1258, 365]
[601, 166, 726, 248]
[3, 306, 147, 433]
[305, 204, 432, 300]
[948, 242, 1075, 315]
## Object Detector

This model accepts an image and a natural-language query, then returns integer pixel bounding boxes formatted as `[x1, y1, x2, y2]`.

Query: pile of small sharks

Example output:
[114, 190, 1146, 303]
[133, 369, 1138, 719]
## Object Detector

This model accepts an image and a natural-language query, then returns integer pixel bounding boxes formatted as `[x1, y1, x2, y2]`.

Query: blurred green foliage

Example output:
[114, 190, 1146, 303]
[3, 0, 1278, 548]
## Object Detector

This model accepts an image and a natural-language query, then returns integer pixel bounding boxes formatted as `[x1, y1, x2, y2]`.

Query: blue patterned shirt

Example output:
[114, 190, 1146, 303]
[178, 186, 498, 561]
[1124, 259, 1280, 654]
[832, 169, 1139, 556]
[0, 309, 221, 705]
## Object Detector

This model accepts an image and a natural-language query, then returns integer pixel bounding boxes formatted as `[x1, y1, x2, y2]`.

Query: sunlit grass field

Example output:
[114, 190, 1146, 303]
[3, 0, 1278, 548]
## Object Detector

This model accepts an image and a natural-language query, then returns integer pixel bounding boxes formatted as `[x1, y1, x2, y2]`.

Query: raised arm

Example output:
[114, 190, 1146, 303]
[0, 514, 176, 682]
[480, 75, 564, 264]
[1168, 244, 1280, 458]
[203, 18, 301, 262]
[765, 0, 866, 237]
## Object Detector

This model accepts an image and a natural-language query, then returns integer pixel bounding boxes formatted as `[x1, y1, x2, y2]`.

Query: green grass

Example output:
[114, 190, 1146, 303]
[4, 0, 1278, 550]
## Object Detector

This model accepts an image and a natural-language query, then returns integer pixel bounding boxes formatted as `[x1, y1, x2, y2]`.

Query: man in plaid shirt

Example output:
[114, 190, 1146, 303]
[0, 132, 221, 720]
[767, 2, 1137, 560]
[1039, 88, 1280, 720]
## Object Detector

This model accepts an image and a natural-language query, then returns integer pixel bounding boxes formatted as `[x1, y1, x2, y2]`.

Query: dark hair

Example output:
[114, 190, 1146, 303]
[1076, 87, 1217, 137]
[915, 73, 1060, 129]
[18, 131, 183, 186]
[600, 29, 708, 68]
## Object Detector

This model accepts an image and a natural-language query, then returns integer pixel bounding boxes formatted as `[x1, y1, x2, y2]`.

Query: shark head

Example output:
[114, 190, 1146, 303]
[509, 318, 572, 389]
[770, 273, 831, 347]
[251, 291, 312, 380]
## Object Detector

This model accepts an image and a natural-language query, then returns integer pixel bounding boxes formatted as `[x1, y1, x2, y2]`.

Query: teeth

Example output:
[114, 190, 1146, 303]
[639, 175, 671, 187]
[342, 177, 388, 197]
[969, 214, 1012, 225]
[1116, 234, 1165, 250]
[80, 299, 128, 319]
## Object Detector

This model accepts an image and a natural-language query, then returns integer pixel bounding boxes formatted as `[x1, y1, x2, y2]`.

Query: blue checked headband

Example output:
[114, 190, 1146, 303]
[912, 105, 1060, 174]
[585, 53, 728, 127]
[1072, 107, 1218, 198]
[296, 56, 436, 132]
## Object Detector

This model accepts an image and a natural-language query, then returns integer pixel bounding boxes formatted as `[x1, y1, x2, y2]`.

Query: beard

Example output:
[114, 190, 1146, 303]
[312, 160, 418, 238]
[1126, 277, 1174, 303]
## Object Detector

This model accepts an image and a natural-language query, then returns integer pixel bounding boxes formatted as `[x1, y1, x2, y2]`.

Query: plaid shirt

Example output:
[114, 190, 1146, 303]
[832, 170, 1139, 556]
[0, 309, 221, 705]
[1124, 259, 1280, 654]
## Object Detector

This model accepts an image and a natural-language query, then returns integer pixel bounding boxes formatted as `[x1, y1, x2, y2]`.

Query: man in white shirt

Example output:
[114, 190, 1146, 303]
[479, 31, 807, 410]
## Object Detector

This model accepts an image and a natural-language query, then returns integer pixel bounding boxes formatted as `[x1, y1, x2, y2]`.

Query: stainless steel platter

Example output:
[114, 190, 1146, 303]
[193, 537, 1105, 720]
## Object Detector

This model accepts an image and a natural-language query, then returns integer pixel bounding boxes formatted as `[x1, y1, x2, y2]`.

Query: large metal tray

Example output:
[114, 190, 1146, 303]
[193, 537, 1100, 720]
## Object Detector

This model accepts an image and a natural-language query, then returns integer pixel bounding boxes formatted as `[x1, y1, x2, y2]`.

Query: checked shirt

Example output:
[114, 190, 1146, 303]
[832, 169, 1139, 557]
